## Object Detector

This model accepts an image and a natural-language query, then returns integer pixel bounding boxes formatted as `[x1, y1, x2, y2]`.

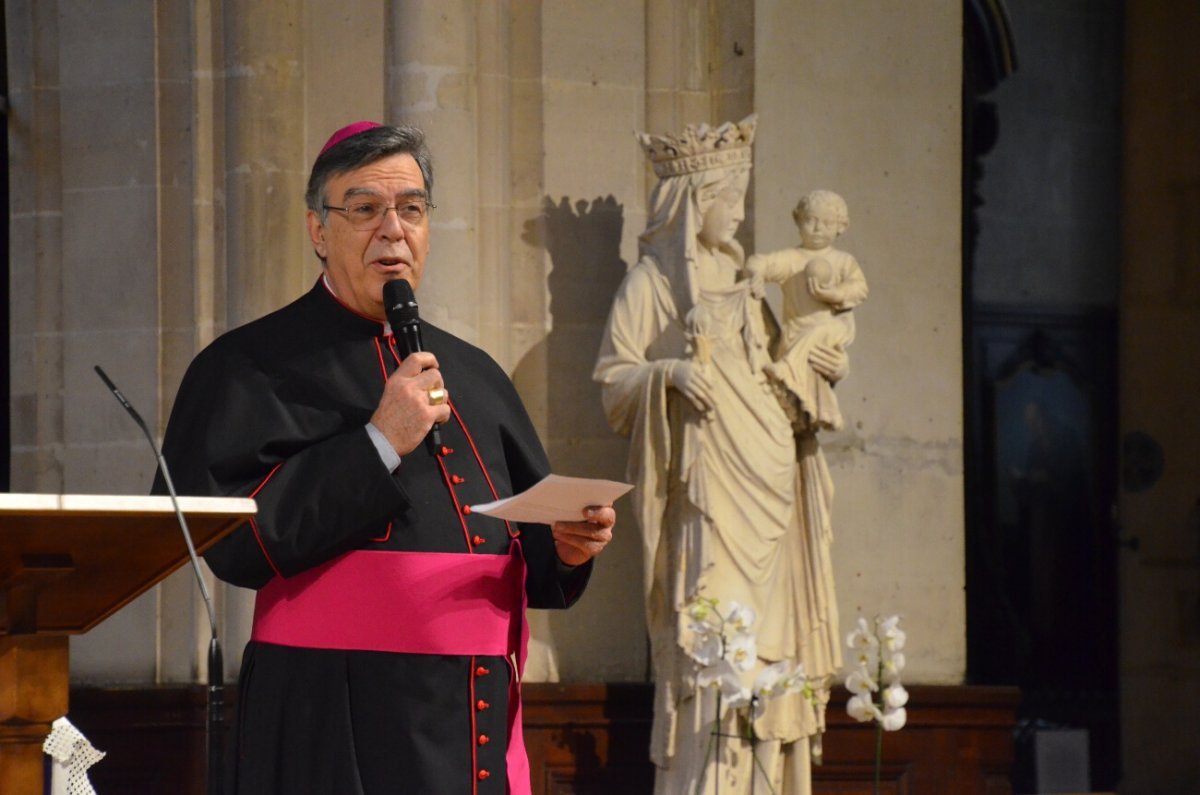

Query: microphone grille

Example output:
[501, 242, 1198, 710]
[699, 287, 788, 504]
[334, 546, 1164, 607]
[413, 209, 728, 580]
[383, 279, 419, 323]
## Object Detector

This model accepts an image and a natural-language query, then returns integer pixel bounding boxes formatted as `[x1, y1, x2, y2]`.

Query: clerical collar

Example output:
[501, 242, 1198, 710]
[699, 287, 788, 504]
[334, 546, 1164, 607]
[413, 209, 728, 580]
[320, 272, 393, 335]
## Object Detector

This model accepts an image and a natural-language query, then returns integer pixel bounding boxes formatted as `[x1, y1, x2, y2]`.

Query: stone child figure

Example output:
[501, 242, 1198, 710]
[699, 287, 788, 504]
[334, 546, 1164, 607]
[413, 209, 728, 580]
[595, 118, 842, 795]
[747, 190, 867, 432]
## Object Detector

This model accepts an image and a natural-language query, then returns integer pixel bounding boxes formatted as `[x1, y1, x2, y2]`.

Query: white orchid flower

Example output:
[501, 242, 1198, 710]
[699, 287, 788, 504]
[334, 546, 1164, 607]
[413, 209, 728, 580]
[691, 631, 723, 666]
[724, 630, 757, 672]
[881, 652, 906, 683]
[697, 659, 750, 707]
[780, 661, 808, 695]
[726, 687, 753, 710]
[751, 661, 793, 699]
[882, 683, 909, 710]
[878, 615, 906, 652]
[725, 601, 756, 633]
[880, 706, 907, 731]
[845, 668, 878, 695]
[847, 693, 882, 723]
[847, 616, 877, 649]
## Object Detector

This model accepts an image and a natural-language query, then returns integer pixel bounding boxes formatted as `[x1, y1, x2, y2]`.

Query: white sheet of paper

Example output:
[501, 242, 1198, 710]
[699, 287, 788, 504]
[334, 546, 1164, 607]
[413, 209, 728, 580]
[470, 474, 632, 524]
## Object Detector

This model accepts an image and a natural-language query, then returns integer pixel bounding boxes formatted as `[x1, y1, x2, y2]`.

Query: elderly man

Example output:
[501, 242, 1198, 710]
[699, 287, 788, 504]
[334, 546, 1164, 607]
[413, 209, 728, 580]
[158, 122, 614, 794]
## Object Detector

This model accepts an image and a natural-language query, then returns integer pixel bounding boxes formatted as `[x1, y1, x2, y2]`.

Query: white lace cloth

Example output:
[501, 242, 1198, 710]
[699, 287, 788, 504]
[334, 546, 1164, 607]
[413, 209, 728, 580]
[43, 717, 105, 795]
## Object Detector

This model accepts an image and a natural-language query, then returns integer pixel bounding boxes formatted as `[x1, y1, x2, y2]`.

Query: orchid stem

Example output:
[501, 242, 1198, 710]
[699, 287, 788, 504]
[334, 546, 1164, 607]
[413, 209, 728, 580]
[875, 627, 884, 795]
[715, 690, 722, 795]
[874, 721, 882, 795]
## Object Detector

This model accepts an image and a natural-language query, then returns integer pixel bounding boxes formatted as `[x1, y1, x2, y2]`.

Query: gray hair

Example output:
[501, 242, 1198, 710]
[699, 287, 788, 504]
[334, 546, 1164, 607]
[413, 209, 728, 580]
[305, 124, 435, 224]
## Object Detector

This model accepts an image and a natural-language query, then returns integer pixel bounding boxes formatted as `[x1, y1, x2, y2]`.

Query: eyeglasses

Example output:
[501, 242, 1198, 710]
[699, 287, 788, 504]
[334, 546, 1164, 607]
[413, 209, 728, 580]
[323, 197, 435, 230]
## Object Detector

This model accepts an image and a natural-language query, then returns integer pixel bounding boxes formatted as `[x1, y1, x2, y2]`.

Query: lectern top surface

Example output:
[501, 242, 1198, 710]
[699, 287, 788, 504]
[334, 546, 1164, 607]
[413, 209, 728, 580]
[0, 493, 255, 634]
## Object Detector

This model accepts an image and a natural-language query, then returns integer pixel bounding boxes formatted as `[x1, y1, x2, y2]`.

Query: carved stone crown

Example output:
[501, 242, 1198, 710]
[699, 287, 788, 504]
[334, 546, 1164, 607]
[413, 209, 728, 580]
[637, 115, 756, 178]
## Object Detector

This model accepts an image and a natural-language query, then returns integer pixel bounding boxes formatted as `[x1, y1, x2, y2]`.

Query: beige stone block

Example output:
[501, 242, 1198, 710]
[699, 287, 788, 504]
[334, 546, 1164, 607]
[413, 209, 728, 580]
[474, 205, 511, 364]
[844, 310, 962, 443]
[543, 82, 643, 200]
[157, 567, 202, 684]
[476, 79, 511, 209]
[416, 108, 477, 197]
[7, 217, 38, 329]
[62, 438, 157, 497]
[158, 326, 199, 432]
[65, 328, 159, 447]
[712, 0, 753, 112]
[543, 203, 628, 325]
[509, 3, 542, 81]
[70, 588, 157, 684]
[9, 389, 37, 450]
[58, 1, 154, 88]
[7, 449, 48, 493]
[60, 187, 157, 332]
[3, 1, 37, 82]
[59, 84, 157, 190]
[508, 212, 549, 327]
[419, 226, 479, 343]
[543, 323, 615, 442]
[508, 322, 551, 435]
[225, 168, 309, 325]
[475, 0, 506, 76]
[541, 438, 644, 681]
[509, 78, 546, 205]
[542, 0, 644, 86]
[387, 0, 473, 68]
[831, 455, 966, 681]
[29, 88, 65, 215]
[434, 70, 474, 112]
[644, 0, 707, 93]
[304, 0, 385, 160]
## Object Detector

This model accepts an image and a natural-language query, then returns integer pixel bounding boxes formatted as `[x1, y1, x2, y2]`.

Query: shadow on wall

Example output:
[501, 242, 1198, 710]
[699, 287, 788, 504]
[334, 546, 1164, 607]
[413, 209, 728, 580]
[514, 195, 628, 446]
[513, 195, 635, 679]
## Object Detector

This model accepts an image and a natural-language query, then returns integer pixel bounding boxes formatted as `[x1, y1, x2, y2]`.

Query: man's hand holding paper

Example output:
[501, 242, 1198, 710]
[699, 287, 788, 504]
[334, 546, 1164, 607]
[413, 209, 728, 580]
[471, 475, 632, 567]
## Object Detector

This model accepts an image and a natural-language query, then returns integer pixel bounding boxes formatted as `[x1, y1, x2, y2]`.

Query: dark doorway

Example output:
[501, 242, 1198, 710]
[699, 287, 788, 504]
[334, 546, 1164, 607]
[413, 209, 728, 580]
[1, 2, 10, 491]
[964, 1, 1123, 790]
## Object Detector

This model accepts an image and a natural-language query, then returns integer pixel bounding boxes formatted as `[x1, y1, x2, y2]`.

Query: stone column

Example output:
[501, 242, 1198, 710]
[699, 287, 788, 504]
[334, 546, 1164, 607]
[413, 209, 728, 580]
[1119, 3, 1200, 790]
[224, 0, 307, 328]
[155, 0, 228, 685]
[386, 0, 482, 340]
[644, 0, 712, 172]
[6, 0, 65, 495]
[214, 0, 308, 679]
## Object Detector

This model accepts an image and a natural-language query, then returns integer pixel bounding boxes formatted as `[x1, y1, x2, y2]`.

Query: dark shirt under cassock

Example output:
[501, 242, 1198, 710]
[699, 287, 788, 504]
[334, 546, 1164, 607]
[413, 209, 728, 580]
[157, 279, 590, 794]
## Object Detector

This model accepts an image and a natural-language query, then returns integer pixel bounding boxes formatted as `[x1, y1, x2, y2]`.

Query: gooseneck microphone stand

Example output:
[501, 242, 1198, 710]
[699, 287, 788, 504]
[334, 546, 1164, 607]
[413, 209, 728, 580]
[94, 366, 224, 795]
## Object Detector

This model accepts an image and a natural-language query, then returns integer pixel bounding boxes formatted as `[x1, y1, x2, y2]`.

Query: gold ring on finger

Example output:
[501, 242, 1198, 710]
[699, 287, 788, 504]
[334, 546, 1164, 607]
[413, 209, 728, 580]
[427, 387, 447, 406]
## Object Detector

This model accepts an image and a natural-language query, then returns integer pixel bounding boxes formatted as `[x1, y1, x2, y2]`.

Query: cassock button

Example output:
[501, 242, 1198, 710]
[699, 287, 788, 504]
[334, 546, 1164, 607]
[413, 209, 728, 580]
[476, 699, 490, 711]
[440, 445, 454, 456]
[478, 734, 490, 746]
[475, 666, 490, 677]
[462, 505, 473, 516]
[451, 474, 466, 485]
[478, 770, 491, 781]
[472, 535, 486, 546]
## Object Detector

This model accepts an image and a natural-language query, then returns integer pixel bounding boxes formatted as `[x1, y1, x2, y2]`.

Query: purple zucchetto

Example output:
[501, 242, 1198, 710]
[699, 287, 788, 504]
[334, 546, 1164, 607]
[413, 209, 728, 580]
[318, 121, 382, 155]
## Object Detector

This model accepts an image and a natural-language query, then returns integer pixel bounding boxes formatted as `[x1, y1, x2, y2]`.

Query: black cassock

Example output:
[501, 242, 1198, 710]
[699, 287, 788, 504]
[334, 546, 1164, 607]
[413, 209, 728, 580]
[158, 279, 589, 794]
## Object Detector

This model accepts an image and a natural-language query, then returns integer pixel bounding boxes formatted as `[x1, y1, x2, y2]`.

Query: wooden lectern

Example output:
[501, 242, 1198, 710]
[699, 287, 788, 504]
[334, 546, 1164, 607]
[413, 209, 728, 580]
[0, 493, 255, 793]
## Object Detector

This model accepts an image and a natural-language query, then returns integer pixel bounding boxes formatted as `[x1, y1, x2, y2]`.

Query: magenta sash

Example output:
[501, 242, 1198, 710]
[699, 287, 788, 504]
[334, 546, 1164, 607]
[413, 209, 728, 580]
[251, 549, 531, 794]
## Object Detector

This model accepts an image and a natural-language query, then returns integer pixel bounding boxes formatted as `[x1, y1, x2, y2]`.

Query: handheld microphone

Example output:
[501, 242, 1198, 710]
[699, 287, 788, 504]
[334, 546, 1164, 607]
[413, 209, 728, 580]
[382, 279, 443, 452]
[94, 365, 225, 795]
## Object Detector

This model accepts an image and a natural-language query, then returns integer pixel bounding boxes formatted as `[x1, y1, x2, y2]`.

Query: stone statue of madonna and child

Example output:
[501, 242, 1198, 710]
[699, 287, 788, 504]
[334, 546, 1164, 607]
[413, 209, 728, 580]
[594, 116, 867, 794]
